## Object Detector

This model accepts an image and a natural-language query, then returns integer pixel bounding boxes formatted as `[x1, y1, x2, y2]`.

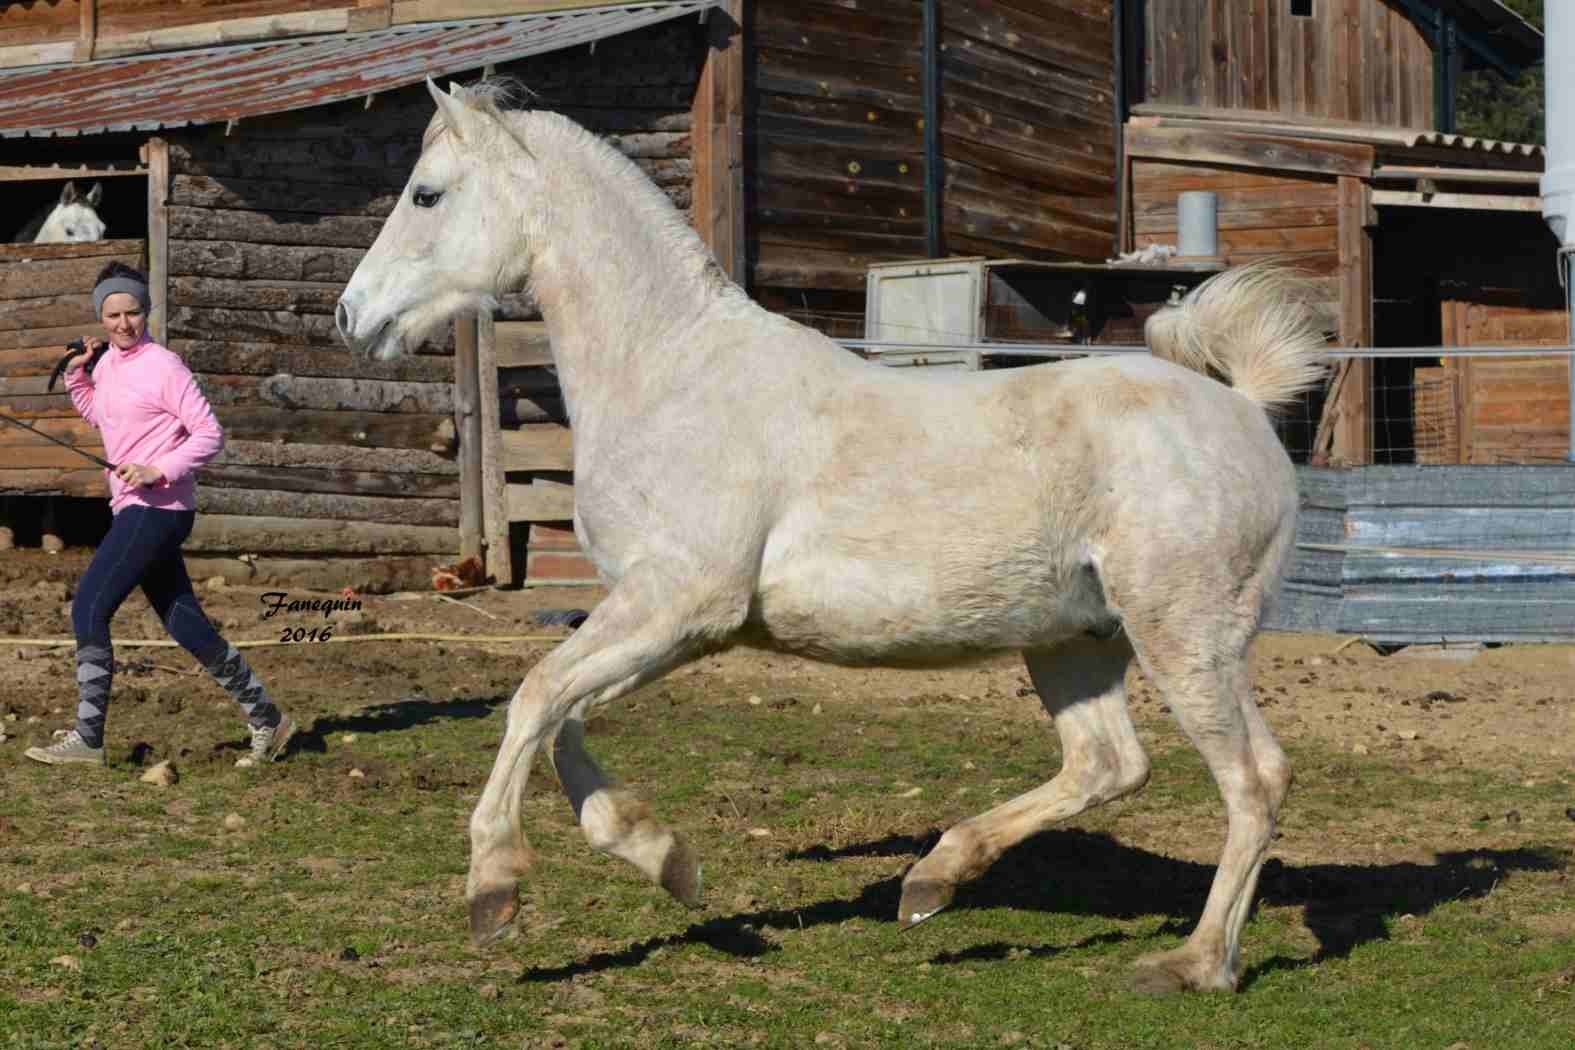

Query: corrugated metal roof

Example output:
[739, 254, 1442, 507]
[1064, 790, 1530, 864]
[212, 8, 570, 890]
[0, 1, 720, 139]
[1404, 131, 1544, 159]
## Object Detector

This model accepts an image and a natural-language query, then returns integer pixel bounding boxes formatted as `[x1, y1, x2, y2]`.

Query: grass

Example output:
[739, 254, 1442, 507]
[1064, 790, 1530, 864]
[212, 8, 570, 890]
[1, 647, 1571, 1049]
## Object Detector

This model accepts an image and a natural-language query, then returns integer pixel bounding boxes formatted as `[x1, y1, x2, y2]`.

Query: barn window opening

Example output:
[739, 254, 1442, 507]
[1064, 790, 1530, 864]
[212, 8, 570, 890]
[1291, 0, 1312, 16]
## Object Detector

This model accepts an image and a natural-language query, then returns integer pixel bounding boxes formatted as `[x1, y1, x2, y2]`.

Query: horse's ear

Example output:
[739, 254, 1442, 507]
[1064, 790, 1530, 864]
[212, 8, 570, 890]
[59, 181, 78, 204]
[426, 76, 478, 143]
[85, 182, 103, 207]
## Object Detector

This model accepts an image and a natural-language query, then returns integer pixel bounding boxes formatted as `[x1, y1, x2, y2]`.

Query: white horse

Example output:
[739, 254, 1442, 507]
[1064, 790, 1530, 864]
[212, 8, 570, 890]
[337, 79, 1328, 995]
[17, 181, 106, 243]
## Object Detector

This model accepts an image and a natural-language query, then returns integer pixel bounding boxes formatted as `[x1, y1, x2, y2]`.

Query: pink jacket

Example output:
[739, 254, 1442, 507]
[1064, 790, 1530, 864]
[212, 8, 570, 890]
[64, 334, 224, 514]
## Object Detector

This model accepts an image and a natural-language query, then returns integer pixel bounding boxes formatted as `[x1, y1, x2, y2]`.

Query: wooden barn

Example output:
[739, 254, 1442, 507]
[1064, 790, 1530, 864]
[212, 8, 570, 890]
[0, 0, 1556, 593]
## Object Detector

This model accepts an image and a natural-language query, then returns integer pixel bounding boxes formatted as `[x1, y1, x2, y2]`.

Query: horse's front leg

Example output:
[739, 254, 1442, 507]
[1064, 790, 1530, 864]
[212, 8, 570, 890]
[466, 566, 739, 946]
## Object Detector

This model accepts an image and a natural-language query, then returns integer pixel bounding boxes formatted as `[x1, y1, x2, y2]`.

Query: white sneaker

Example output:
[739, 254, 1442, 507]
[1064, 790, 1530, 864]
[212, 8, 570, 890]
[238, 713, 297, 767]
[25, 729, 106, 767]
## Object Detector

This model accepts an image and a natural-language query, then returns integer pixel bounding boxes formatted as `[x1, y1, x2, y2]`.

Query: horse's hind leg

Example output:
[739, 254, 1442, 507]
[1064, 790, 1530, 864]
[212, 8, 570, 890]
[1122, 614, 1289, 994]
[551, 715, 702, 905]
[898, 634, 1151, 926]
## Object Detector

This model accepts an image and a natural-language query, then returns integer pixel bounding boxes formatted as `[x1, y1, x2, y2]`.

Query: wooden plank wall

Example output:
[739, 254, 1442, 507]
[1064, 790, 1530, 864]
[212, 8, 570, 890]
[1130, 159, 1340, 298]
[1141, 0, 1434, 128]
[750, 0, 1119, 336]
[939, 0, 1117, 262]
[0, 239, 145, 495]
[749, 0, 927, 334]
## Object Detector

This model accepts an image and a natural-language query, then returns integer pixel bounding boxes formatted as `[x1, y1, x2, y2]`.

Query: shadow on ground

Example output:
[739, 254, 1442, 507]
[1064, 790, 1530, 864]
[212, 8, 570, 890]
[291, 694, 510, 754]
[521, 828, 1566, 987]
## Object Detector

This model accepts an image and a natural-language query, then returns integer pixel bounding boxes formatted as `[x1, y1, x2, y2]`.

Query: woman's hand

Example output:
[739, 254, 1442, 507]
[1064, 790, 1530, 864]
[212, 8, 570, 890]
[114, 463, 165, 488]
[63, 337, 105, 377]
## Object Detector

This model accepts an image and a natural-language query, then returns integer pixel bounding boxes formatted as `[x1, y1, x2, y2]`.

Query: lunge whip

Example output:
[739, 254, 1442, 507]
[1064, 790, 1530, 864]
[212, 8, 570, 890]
[0, 412, 116, 471]
[2, 339, 116, 470]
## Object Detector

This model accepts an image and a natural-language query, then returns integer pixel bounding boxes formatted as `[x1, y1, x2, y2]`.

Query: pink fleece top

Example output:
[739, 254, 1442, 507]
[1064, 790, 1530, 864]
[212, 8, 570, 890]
[64, 334, 224, 514]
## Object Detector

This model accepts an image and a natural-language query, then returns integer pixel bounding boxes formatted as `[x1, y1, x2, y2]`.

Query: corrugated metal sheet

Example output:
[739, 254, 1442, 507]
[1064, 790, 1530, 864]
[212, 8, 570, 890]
[0, 1, 719, 138]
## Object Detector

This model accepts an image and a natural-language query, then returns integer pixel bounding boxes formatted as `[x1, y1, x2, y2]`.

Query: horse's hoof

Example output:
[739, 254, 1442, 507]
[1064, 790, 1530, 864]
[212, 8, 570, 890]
[468, 884, 520, 948]
[660, 834, 704, 908]
[1129, 961, 1190, 996]
[1130, 950, 1234, 995]
[897, 879, 954, 929]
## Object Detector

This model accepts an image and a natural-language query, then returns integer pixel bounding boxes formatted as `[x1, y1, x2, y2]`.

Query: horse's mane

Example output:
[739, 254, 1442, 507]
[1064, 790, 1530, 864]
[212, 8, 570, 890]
[426, 77, 728, 291]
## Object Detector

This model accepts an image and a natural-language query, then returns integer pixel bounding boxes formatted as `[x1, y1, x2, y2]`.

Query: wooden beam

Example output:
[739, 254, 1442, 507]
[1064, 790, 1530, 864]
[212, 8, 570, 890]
[454, 313, 485, 563]
[494, 320, 552, 367]
[0, 42, 76, 72]
[75, 0, 98, 63]
[690, 0, 746, 286]
[477, 311, 513, 586]
[1331, 175, 1374, 466]
[143, 138, 170, 345]
[1370, 165, 1543, 185]
[1371, 190, 1543, 211]
[349, 0, 394, 33]
[391, 0, 616, 27]
[92, 12, 352, 61]
[0, 166, 145, 183]
[1124, 125, 1375, 179]
[501, 423, 573, 472]
[506, 478, 576, 522]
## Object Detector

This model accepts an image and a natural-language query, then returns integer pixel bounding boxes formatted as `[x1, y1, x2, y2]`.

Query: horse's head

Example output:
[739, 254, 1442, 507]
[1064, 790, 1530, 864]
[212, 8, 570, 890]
[36, 181, 105, 243]
[337, 78, 535, 361]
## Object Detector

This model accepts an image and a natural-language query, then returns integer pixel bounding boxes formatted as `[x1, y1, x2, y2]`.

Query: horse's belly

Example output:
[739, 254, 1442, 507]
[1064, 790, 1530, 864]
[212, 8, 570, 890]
[746, 551, 1106, 667]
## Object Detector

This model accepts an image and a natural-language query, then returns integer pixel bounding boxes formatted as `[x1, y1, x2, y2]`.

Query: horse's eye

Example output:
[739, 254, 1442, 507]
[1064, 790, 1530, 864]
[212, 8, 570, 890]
[413, 188, 442, 209]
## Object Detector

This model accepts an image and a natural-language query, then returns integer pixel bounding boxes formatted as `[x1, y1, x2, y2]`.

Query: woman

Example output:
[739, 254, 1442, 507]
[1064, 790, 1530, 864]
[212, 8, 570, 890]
[25, 263, 296, 769]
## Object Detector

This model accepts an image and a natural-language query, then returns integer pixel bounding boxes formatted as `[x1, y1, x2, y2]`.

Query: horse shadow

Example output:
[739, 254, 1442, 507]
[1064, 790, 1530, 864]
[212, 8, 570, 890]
[519, 828, 1566, 988]
[290, 694, 509, 754]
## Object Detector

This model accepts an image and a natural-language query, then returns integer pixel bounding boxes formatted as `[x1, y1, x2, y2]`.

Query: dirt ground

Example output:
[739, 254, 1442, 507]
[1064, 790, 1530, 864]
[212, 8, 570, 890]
[2, 545, 1571, 789]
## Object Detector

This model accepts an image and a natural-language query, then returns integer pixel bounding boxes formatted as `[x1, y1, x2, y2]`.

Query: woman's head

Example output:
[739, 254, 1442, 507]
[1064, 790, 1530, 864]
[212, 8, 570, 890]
[93, 262, 151, 349]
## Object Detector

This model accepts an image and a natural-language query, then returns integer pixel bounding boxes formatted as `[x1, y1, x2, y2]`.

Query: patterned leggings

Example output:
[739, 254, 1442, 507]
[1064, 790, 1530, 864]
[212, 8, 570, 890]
[70, 506, 278, 748]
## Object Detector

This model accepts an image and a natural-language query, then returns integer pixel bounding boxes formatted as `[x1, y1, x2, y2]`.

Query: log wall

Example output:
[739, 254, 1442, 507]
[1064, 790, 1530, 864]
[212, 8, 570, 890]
[1140, 0, 1435, 128]
[0, 239, 146, 494]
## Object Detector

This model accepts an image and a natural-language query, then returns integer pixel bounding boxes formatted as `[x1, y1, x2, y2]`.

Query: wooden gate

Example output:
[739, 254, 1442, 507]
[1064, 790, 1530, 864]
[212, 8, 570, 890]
[1414, 299, 1571, 464]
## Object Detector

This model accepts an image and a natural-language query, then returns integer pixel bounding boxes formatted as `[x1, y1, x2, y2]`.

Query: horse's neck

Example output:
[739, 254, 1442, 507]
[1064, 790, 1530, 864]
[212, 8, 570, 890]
[525, 124, 739, 432]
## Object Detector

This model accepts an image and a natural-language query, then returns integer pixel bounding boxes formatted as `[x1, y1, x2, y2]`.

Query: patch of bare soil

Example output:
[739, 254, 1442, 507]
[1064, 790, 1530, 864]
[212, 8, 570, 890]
[1, 543, 1570, 798]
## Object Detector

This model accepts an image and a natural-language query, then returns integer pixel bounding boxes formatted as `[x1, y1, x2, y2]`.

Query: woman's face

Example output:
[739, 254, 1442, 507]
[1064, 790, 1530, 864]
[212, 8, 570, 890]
[100, 292, 146, 349]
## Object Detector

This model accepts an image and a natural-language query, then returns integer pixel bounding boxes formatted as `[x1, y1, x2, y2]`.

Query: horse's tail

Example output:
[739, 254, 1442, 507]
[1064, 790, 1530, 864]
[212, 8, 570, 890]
[1144, 261, 1329, 411]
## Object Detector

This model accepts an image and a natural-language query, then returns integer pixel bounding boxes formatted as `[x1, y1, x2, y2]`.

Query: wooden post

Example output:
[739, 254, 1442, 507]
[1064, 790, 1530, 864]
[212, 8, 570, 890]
[75, 0, 97, 62]
[453, 312, 484, 565]
[142, 138, 170, 345]
[476, 310, 513, 586]
[691, 0, 745, 285]
[1331, 175, 1373, 465]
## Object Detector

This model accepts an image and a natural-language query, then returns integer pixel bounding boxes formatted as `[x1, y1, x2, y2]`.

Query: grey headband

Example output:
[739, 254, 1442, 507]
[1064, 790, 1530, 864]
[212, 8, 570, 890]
[93, 277, 151, 318]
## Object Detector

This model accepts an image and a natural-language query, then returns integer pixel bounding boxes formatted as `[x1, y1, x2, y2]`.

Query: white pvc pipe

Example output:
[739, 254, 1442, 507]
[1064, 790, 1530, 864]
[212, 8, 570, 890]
[1545, 3, 1575, 460]
[1542, 1, 1575, 246]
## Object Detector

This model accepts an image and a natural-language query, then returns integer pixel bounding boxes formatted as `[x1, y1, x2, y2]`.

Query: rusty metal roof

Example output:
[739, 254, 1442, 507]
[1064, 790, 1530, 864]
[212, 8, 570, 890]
[0, 1, 720, 138]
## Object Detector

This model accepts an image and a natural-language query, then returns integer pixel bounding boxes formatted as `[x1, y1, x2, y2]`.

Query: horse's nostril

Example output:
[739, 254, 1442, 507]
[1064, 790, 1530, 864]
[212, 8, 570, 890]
[335, 300, 353, 340]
